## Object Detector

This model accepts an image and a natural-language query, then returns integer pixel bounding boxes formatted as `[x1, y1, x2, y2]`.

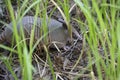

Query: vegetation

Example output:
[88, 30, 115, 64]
[0, 0, 120, 80]
[75, 0, 120, 80]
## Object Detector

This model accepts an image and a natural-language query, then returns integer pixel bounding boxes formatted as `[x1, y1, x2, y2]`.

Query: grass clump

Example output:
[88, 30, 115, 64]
[74, 0, 120, 80]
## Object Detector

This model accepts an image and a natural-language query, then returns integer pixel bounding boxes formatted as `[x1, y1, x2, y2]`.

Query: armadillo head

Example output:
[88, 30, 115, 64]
[48, 19, 69, 48]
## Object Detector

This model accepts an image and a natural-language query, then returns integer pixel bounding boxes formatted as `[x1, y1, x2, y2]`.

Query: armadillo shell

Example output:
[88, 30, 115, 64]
[2, 16, 69, 48]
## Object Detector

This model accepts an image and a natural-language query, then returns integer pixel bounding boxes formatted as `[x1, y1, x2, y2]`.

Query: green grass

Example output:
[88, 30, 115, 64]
[0, 0, 49, 80]
[0, 0, 120, 80]
[51, 0, 72, 38]
[74, 0, 120, 80]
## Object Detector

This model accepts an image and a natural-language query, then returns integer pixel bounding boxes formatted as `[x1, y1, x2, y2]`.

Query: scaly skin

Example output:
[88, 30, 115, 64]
[0, 16, 69, 48]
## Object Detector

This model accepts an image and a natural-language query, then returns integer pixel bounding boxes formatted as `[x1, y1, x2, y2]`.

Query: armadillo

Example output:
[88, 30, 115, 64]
[0, 16, 69, 48]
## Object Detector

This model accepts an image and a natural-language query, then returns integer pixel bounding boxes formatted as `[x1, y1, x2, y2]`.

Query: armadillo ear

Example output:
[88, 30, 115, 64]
[57, 18, 68, 29]
[62, 23, 67, 29]
[0, 27, 5, 34]
[1, 27, 5, 31]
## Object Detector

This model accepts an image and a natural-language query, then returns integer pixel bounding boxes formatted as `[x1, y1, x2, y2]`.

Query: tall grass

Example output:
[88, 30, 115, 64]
[0, 0, 120, 80]
[51, 0, 72, 38]
[0, 0, 51, 80]
[3, 0, 42, 80]
[74, 0, 120, 80]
